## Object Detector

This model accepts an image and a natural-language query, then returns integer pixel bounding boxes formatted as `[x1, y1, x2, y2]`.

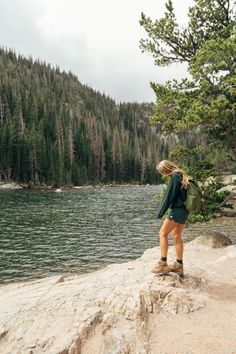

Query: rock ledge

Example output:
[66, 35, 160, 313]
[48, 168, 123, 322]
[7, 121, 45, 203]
[0, 236, 235, 354]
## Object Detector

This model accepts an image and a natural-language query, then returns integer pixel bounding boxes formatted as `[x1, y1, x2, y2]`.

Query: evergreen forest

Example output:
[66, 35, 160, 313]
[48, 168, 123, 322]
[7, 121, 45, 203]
[0, 48, 203, 186]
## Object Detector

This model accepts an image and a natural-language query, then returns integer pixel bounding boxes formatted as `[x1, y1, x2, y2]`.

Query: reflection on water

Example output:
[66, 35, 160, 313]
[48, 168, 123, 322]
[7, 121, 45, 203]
[0, 186, 235, 283]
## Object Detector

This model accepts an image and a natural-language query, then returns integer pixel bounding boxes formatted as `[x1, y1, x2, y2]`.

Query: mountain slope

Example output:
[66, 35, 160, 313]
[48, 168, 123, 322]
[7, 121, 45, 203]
[0, 48, 169, 186]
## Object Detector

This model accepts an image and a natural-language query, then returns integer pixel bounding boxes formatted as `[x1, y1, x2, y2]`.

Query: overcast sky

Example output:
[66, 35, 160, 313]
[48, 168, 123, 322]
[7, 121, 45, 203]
[0, 0, 194, 102]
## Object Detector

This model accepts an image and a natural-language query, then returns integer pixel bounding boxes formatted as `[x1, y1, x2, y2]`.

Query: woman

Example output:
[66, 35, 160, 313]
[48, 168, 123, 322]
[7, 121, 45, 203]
[152, 160, 190, 276]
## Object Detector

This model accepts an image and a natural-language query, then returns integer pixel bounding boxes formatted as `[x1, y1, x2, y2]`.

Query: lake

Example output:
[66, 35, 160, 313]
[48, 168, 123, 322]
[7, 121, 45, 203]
[0, 185, 235, 283]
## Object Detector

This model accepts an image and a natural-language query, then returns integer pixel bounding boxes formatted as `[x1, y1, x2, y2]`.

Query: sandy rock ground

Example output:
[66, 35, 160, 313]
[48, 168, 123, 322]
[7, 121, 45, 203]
[0, 234, 236, 354]
[149, 242, 236, 354]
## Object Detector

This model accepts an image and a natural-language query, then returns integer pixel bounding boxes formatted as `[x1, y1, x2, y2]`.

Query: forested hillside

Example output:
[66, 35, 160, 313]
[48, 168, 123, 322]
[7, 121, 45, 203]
[0, 48, 202, 186]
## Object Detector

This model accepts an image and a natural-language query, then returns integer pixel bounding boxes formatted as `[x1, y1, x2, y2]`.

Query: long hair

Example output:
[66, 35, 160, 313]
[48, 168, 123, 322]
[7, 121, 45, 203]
[156, 160, 190, 189]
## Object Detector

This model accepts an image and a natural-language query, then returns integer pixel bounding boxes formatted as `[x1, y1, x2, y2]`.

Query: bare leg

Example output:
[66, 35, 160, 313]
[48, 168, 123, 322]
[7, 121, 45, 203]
[159, 219, 177, 258]
[172, 223, 185, 260]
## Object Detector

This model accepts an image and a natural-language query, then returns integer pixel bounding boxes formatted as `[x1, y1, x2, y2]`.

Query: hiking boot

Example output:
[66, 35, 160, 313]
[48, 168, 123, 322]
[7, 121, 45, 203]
[152, 260, 170, 274]
[169, 261, 184, 277]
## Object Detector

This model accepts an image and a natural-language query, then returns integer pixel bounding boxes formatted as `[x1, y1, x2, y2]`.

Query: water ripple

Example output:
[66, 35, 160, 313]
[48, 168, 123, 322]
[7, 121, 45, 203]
[0, 186, 235, 284]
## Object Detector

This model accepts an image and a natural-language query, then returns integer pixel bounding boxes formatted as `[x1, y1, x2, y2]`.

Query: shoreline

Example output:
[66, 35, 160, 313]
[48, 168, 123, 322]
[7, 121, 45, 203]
[0, 181, 159, 191]
[1, 173, 235, 191]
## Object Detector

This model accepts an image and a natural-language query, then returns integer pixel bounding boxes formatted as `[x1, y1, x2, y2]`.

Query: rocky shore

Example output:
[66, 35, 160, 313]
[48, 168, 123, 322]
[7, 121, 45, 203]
[0, 181, 143, 191]
[0, 232, 236, 354]
[0, 176, 236, 354]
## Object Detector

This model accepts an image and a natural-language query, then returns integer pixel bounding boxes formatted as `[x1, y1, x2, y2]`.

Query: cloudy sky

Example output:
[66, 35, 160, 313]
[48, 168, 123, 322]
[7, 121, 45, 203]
[0, 0, 193, 102]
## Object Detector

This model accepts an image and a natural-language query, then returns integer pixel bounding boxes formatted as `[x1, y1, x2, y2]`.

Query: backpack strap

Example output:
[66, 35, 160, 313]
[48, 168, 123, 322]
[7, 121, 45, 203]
[200, 202, 207, 221]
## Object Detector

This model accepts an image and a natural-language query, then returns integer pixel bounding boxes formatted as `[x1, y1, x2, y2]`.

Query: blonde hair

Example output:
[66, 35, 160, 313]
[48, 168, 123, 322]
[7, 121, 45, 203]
[156, 160, 190, 189]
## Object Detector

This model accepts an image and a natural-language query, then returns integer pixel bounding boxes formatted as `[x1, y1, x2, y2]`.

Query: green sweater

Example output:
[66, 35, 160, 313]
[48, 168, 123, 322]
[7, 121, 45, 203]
[157, 172, 187, 218]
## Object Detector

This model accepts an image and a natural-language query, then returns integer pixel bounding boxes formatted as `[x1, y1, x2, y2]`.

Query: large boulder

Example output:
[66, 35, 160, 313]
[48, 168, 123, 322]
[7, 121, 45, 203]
[0, 246, 209, 354]
[218, 191, 236, 217]
[221, 174, 236, 185]
[0, 242, 236, 354]
[188, 231, 232, 248]
[217, 185, 236, 193]
[0, 182, 23, 190]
